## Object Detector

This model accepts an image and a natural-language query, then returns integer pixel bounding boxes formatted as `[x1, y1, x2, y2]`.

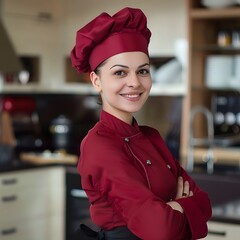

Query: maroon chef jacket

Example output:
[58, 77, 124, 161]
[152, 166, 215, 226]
[78, 110, 212, 240]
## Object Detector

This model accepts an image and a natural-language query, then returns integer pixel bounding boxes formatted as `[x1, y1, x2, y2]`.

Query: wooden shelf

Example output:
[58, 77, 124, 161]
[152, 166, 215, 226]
[191, 7, 240, 19]
[193, 45, 240, 52]
[180, 0, 240, 167]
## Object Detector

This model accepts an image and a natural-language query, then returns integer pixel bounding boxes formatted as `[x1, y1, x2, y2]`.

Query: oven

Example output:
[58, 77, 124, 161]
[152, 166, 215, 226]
[65, 169, 98, 240]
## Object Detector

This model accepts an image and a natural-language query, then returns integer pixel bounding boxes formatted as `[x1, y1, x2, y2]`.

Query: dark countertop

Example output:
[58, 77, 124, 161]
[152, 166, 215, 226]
[0, 158, 78, 174]
[190, 168, 240, 225]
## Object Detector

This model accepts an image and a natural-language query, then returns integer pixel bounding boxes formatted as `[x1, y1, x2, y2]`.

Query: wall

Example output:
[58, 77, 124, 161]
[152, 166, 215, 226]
[2, 0, 186, 85]
[65, 0, 187, 56]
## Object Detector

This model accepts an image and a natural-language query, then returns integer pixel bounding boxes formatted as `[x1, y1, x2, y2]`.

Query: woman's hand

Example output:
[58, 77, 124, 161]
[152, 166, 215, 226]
[175, 176, 193, 199]
[166, 176, 193, 213]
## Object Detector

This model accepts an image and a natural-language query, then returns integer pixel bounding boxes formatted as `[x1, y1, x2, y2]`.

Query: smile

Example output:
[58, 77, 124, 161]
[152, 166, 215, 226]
[124, 94, 141, 98]
[120, 93, 143, 101]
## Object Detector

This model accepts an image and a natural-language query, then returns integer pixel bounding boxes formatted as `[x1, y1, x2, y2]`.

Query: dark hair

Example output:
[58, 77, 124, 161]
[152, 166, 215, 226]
[94, 65, 103, 105]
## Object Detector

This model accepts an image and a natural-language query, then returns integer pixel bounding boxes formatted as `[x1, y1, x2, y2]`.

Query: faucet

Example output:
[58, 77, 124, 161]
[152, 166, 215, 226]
[187, 106, 214, 174]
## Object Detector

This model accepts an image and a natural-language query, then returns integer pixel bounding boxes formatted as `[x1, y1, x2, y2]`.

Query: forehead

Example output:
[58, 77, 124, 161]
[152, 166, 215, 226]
[104, 51, 149, 68]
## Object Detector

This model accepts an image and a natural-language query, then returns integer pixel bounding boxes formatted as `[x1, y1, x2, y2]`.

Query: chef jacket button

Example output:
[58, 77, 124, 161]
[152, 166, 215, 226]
[124, 137, 129, 142]
[146, 160, 152, 165]
[167, 164, 171, 169]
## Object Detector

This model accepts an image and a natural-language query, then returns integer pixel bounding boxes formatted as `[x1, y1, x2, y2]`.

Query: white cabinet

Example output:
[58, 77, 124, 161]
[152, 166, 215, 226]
[203, 221, 240, 240]
[0, 167, 65, 240]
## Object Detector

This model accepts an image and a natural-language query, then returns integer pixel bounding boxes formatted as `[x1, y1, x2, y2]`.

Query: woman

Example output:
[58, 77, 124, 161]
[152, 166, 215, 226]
[71, 7, 212, 240]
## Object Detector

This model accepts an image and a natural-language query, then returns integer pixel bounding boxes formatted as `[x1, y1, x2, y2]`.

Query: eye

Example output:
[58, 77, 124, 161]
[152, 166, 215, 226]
[114, 70, 126, 76]
[138, 68, 150, 75]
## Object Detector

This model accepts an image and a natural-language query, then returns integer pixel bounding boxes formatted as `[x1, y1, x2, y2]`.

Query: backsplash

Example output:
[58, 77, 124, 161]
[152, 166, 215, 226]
[0, 94, 183, 159]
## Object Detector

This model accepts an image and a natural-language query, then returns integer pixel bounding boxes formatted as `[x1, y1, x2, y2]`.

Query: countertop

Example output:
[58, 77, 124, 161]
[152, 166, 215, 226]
[0, 158, 78, 174]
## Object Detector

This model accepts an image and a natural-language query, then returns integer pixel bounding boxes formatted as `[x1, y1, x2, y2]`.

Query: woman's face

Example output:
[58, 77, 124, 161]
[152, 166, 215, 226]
[90, 51, 152, 124]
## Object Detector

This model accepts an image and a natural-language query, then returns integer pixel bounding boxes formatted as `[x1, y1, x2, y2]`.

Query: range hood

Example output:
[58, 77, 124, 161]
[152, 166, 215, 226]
[0, 0, 22, 74]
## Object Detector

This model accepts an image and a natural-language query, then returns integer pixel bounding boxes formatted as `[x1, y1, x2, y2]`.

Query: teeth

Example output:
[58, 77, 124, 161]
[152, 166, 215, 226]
[125, 94, 139, 98]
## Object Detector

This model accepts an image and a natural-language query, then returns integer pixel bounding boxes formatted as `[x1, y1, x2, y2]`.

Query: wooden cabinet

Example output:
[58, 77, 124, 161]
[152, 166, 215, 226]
[0, 167, 65, 240]
[203, 221, 240, 240]
[180, 0, 240, 169]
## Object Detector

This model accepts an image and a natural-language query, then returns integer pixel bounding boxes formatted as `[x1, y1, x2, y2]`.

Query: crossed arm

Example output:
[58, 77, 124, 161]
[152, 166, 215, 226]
[167, 176, 193, 213]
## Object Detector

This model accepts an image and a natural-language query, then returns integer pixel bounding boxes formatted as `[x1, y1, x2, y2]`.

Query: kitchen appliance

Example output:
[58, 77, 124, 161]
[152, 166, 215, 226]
[49, 115, 73, 152]
[212, 95, 240, 137]
[1, 96, 43, 154]
[66, 169, 98, 240]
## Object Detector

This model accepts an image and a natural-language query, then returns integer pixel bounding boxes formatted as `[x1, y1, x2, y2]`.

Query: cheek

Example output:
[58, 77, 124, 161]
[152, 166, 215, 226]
[143, 78, 152, 90]
[102, 80, 123, 93]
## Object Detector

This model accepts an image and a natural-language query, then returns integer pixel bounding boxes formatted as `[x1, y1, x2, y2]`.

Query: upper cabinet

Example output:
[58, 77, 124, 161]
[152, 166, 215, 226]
[180, 0, 240, 169]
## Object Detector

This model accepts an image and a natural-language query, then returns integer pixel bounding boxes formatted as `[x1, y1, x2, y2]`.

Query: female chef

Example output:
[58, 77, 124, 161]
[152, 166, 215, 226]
[71, 7, 212, 240]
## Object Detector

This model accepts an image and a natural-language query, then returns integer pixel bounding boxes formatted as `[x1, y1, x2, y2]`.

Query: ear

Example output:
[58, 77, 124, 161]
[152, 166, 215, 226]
[90, 71, 102, 93]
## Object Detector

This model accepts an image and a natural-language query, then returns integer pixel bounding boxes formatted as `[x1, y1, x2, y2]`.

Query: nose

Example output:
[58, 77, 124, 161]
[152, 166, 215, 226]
[126, 73, 141, 88]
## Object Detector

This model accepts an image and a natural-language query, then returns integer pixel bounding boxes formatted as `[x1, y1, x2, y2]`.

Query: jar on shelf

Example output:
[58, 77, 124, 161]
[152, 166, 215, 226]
[217, 29, 231, 47]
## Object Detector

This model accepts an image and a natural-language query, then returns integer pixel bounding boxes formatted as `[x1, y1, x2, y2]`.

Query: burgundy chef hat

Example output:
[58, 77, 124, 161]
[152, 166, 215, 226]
[70, 7, 151, 73]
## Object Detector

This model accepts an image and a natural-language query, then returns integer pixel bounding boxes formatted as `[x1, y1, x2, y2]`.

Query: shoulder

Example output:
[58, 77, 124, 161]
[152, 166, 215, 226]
[139, 125, 164, 141]
[79, 122, 126, 168]
[81, 122, 122, 151]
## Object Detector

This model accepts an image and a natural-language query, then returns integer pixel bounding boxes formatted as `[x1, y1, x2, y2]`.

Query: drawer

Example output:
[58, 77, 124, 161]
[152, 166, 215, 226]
[0, 216, 64, 240]
[0, 167, 64, 189]
[203, 221, 240, 240]
[0, 185, 65, 222]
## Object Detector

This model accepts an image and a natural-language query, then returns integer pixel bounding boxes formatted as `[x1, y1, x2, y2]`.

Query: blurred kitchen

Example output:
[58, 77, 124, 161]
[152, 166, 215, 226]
[0, 0, 240, 239]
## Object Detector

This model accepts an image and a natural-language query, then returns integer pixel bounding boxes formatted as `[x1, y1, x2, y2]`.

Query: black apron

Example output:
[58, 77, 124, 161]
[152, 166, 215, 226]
[73, 224, 140, 240]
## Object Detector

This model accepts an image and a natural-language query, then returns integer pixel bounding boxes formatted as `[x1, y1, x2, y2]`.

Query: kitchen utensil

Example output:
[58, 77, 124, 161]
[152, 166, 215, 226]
[201, 0, 235, 8]
[0, 144, 15, 165]
[49, 115, 73, 151]
[205, 55, 233, 89]
[0, 111, 16, 146]
[229, 55, 240, 88]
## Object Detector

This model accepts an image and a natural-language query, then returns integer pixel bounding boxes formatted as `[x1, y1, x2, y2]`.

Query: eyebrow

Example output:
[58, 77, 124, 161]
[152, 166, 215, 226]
[110, 63, 150, 70]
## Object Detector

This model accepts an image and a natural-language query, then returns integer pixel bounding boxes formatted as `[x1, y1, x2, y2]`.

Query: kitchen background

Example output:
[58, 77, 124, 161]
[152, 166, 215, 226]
[0, 0, 187, 162]
[0, 0, 240, 240]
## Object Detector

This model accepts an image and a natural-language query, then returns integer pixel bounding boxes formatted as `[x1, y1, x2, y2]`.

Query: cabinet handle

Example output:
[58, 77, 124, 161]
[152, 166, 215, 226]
[1, 227, 17, 235]
[208, 229, 226, 236]
[2, 178, 18, 185]
[2, 195, 18, 202]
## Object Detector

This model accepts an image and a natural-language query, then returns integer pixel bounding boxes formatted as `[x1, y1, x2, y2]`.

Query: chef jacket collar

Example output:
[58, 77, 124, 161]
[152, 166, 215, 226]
[100, 110, 140, 136]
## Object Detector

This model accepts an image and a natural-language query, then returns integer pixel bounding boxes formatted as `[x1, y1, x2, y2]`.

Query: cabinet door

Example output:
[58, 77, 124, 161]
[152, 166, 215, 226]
[0, 216, 64, 240]
[0, 167, 60, 189]
[0, 186, 64, 222]
[203, 221, 240, 240]
[0, 167, 65, 239]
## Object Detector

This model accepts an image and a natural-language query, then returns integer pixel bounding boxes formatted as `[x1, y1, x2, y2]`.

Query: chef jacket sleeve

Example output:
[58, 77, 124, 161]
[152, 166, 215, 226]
[175, 163, 212, 240]
[143, 126, 212, 239]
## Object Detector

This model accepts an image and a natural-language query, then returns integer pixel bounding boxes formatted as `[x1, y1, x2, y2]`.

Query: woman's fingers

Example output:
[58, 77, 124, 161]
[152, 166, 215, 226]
[176, 176, 184, 199]
[182, 180, 190, 197]
[175, 176, 194, 199]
